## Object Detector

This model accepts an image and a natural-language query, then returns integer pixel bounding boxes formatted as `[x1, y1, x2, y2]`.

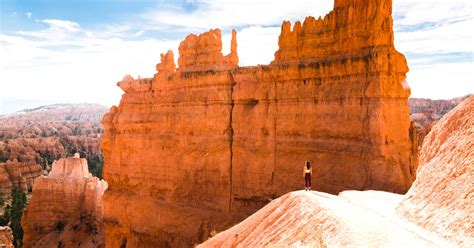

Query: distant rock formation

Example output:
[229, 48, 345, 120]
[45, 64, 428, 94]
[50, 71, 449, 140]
[0, 103, 107, 178]
[398, 96, 474, 247]
[409, 95, 470, 144]
[21, 155, 108, 247]
[101, 0, 418, 246]
[0, 161, 43, 193]
[0, 226, 13, 248]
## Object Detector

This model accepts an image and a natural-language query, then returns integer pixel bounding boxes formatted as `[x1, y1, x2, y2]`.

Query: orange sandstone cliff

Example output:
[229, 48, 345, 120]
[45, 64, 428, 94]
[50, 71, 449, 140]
[101, 0, 418, 246]
[397, 96, 474, 247]
[21, 155, 108, 248]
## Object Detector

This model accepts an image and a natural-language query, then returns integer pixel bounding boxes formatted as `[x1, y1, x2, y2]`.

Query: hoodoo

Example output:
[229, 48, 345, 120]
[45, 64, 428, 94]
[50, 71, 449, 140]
[21, 155, 108, 247]
[101, 0, 418, 246]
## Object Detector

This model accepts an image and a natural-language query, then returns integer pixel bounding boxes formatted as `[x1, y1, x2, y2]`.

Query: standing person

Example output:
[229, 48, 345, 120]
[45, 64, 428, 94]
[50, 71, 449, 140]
[303, 160, 312, 191]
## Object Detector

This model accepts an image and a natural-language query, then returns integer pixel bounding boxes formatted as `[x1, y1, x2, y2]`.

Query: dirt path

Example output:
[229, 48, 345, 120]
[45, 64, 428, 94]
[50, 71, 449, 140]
[199, 190, 455, 247]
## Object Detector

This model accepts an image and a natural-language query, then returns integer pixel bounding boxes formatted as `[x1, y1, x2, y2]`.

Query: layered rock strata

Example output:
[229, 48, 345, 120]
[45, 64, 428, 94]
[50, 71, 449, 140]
[101, 0, 417, 246]
[397, 96, 474, 247]
[21, 155, 108, 247]
[0, 161, 42, 194]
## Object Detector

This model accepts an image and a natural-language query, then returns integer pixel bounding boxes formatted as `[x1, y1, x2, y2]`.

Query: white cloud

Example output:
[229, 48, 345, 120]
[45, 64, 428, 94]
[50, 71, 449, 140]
[143, 0, 333, 31]
[133, 30, 145, 37]
[392, 0, 473, 99]
[395, 18, 473, 54]
[393, 0, 472, 26]
[0, 20, 180, 113]
[407, 62, 474, 99]
[25, 12, 32, 19]
[17, 19, 82, 40]
[230, 26, 280, 66]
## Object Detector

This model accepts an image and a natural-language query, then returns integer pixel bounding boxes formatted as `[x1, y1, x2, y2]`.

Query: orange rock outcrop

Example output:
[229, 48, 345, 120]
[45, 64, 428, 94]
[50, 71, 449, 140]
[101, 0, 417, 246]
[0, 226, 13, 248]
[21, 155, 108, 248]
[397, 96, 474, 247]
[0, 161, 42, 194]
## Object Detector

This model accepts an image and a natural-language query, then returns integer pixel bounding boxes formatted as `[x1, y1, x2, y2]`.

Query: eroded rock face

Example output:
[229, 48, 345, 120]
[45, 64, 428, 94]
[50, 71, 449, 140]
[178, 29, 238, 72]
[21, 155, 108, 248]
[0, 226, 13, 248]
[397, 96, 474, 247]
[101, 0, 417, 246]
[0, 161, 43, 194]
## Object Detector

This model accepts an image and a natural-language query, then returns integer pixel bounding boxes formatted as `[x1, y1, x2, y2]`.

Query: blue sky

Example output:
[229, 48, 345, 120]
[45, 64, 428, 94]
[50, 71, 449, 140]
[0, 0, 473, 114]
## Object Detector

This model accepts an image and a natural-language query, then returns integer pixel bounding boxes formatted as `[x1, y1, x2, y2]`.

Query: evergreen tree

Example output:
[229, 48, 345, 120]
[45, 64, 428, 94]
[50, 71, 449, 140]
[8, 187, 27, 248]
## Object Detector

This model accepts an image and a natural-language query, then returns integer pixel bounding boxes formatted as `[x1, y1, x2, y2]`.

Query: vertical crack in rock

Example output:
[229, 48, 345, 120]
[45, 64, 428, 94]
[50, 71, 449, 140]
[271, 71, 278, 186]
[228, 70, 236, 214]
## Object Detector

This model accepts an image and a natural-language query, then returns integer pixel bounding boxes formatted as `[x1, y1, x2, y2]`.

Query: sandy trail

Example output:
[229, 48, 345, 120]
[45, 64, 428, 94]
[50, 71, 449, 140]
[199, 190, 455, 247]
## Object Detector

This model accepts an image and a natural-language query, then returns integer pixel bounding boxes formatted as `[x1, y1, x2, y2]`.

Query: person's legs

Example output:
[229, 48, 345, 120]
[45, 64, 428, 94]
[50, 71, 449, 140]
[308, 175, 311, 190]
[305, 174, 310, 190]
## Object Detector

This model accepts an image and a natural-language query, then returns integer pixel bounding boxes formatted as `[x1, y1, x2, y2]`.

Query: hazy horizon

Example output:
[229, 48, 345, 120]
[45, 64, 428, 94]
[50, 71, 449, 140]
[2, 94, 473, 116]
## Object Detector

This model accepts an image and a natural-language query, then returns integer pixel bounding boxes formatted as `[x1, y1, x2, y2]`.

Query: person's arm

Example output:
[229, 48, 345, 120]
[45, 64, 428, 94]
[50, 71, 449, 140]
[303, 167, 306, 178]
[310, 167, 313, 176]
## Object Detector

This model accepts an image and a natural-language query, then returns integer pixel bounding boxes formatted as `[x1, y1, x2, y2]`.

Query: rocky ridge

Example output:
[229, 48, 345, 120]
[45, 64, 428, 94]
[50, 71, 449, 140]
[398, 95, 474, 247]
[199, 190, 455, 247]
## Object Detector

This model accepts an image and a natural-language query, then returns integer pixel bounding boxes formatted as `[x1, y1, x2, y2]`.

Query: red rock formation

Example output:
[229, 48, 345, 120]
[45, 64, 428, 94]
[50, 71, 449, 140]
[178, 29, 238, 72]
[156, 50, 176, 75]
[0, 161, 42, 194]
[397, 96, 474, 247]
[21, 155, 108, 248]
[0, 226, 13, 248]
[0, 165, 12, 194]
[101, 0, 417, 246]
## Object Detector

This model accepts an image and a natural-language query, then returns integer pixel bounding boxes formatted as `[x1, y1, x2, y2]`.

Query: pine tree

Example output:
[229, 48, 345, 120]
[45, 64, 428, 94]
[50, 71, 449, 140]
[10, 187, 27, 248]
